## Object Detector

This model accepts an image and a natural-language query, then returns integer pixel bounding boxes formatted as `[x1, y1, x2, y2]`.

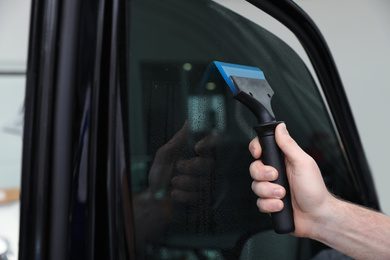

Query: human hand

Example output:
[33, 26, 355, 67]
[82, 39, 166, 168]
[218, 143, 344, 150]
[249, 123, 334, 237]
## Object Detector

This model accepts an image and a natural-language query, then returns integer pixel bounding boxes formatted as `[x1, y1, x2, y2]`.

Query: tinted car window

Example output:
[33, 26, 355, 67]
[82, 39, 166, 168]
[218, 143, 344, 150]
[124, 0, 359, 258]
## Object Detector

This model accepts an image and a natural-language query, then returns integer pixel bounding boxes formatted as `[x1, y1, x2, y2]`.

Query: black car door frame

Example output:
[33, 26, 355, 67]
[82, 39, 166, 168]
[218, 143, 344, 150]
[19, 0, 127, 259]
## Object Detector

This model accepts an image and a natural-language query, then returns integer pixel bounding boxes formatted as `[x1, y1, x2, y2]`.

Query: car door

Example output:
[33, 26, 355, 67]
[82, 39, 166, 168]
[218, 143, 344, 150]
[19, 0, 379, 259]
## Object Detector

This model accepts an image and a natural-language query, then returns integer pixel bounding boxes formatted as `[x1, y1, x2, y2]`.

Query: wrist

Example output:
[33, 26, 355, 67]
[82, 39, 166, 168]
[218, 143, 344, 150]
[306, 192, 339, 241]
[310, 193, 345, 242]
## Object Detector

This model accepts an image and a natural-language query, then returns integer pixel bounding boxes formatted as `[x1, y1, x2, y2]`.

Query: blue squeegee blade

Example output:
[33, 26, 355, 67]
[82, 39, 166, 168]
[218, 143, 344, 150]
[213, 61, 265, 94]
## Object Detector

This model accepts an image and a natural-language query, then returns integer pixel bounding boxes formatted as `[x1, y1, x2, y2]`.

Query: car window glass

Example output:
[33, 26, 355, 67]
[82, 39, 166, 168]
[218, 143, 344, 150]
[124, 0, 360, 258]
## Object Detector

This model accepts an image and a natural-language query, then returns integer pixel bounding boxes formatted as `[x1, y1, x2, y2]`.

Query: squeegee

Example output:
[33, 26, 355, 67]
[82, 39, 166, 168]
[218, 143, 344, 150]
[201, 61, 295, 234]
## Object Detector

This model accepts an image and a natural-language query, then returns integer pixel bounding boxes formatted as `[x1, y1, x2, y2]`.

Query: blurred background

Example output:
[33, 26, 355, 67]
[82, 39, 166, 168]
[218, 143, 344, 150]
[0, 0, 30, 259]
[0, 0, 389, 258]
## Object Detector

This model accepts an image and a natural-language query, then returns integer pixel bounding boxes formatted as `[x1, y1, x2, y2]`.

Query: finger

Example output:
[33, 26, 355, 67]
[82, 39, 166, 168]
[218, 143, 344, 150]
[171, 175, 208, 192]
[176, 156, 215, 176]
[194, 134, 219, 156]
[155, 121, 190, 160]
[249, 136, 261, 159]
[275, 123, 308, 163]
[149, 122, 189, 192]
[171, 189, 203, 205]
[249, 160, 278, 181]
[251, 181, 285, 199]
[256, 198, 284, 213]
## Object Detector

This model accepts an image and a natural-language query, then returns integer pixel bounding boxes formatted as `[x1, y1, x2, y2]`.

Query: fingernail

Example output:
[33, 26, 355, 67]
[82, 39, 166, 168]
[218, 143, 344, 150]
[171, 176, 178, 187]
[274, 188, 284, 198]
[250, 147, 257, 156]
[280, 123, 289, 134]
[265, 171, 276, 180]
[273, 201, 283, 211]
[176, 160, 185, 172]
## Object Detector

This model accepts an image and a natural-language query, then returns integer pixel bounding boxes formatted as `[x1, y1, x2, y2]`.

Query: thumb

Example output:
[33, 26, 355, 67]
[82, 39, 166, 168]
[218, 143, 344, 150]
[155, 121, 189, 160]
[275, 123, 307, 163]
[148, 121, 189, 193]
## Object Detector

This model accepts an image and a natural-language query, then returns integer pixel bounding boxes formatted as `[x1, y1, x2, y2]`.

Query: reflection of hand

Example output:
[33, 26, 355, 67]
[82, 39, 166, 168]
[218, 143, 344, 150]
[134, 122, 190, 254]
[147, 121, 216, 206]
[134, 121, 217, 252]
[147, 121, 190, 199]
[171, 134, 216, 205]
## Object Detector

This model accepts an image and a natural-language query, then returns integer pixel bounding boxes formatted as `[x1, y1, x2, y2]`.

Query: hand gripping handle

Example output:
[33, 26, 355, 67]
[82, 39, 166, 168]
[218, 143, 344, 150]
[254, 122, 295, 234]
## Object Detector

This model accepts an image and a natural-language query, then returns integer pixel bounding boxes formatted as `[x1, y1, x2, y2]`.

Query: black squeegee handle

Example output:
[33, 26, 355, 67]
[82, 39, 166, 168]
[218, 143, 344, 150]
[254, 122, 295, 234]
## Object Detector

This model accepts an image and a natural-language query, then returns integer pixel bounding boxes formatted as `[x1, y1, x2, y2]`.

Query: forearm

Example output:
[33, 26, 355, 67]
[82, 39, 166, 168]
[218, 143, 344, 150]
[310, 196, 390, 260]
